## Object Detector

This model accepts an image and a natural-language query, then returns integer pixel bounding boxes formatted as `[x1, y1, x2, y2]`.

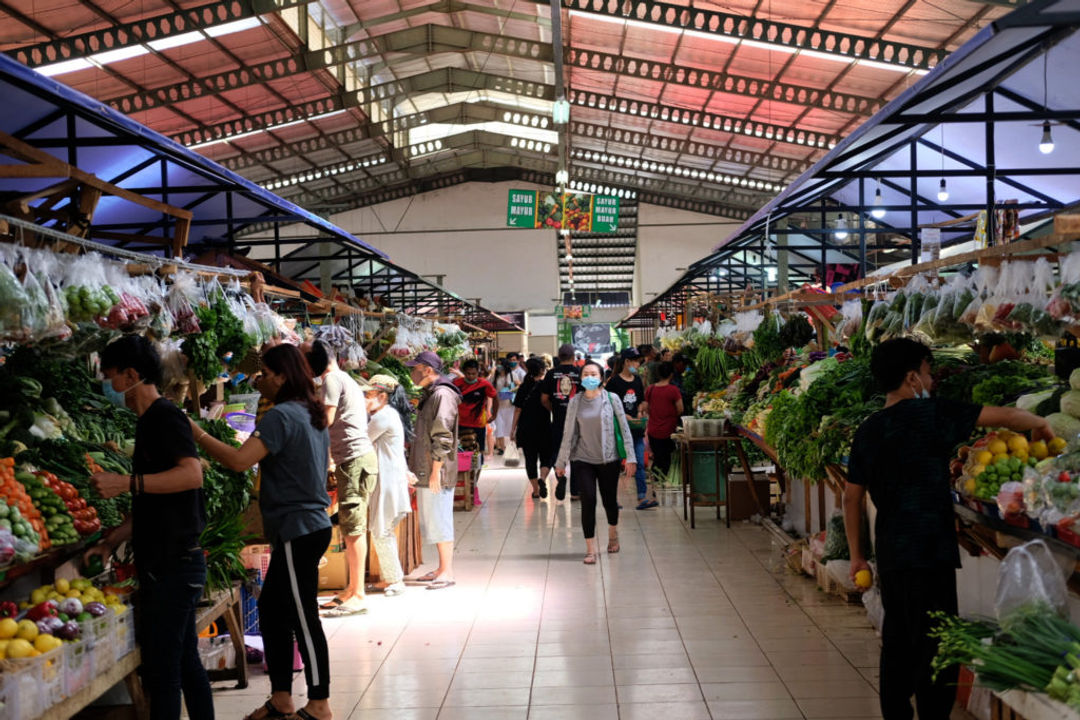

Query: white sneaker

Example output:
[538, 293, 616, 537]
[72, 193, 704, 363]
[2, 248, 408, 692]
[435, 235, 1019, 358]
[383, 582, 406, 597]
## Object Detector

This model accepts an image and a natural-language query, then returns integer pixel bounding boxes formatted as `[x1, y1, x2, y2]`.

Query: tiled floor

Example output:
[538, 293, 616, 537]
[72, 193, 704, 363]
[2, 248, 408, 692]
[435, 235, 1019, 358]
[208, 463, 888, 720]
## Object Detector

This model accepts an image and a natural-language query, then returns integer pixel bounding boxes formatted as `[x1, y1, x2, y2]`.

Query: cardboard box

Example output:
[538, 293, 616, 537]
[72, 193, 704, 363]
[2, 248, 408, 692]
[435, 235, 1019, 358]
[318, 527, 348, 590]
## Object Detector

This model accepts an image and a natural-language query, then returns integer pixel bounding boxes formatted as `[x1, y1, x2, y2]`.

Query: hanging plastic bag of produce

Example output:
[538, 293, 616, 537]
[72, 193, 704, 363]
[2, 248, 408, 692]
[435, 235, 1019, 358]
[25, 249, 71, 343]
[956, 265, 997, 327]
[59, 252, 118, 324]
[994, 539, 1069, 620]
[1049, 251, 1080, 321]
[166, 272, 202, 335]
[1008, 258, 1060, 340]
[901, 275, 931, 332]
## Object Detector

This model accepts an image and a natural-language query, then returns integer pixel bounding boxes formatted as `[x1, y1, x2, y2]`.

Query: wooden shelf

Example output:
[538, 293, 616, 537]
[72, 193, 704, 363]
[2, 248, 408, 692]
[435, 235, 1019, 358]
[38, 650, 141, 720]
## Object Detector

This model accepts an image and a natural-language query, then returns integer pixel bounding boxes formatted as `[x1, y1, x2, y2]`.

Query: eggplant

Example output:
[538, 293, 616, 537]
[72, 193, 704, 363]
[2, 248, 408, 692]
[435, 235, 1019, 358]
[83, 602, 107, 618]
[54, 621, 80, 641]
[58, 598, 83, 617]
[37, 617, 63, 635]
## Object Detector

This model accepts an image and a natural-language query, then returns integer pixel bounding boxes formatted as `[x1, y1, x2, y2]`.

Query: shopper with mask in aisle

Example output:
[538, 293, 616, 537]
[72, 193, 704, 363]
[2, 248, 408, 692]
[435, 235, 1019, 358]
[554, 361, 636, 564]
[541, 344, 582, 500]
[305, 340, 378, 618]
[492, 359, 516, 457]
[187, 344, 334, 720]
[407, 351, 461, 590]
[362, 374, 414, 597]
[454, 358, 497, 505]
[644, 361, 684, 503]
[88, 335, 212, 720]
[512, 356, 552, 499]
[606, 348, 651, 507]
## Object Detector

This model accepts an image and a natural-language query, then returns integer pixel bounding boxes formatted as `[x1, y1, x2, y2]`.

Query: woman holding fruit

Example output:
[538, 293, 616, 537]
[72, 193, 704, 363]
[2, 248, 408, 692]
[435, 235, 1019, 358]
[844, 338, 1056, 720]
[86, 335, 213, 720]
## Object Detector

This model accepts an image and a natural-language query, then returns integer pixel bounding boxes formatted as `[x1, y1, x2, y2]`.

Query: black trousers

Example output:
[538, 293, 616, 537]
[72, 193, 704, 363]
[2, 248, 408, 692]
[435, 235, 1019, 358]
[519, 426, 552, 480]
[878, 566, 959, 720]
[138, 550, 214, 720]
[261, 527, 333, 700]
[551, 422, 580, 495]
[649, 435, 676, 477]
[571, 459, 621, 539]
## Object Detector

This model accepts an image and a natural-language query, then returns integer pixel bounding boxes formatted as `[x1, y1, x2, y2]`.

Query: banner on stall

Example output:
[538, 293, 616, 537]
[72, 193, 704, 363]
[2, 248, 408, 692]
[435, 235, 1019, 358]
[506, 189, 620, 232]
[556, 305, 590, 319]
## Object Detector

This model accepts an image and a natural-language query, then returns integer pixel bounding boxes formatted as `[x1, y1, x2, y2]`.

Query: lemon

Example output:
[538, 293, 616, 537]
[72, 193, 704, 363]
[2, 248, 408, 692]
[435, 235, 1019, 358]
[971, 464, 986, 477]
[0, 618, 17, 640]
[15, 620, 38, 642]
[29, 588, 47, 605]
[1012, 450, 1029, 462]
[964, 478, 977, 495]
[855, 570, 873, 589]
[1050, 437, 1068, 455]
[1008, 436, 1029, 454]
[988, 439, 1008, 456]
[992, 453, 1010, 465]
[54, 578, 70, 594]
[1030, 441, 1049, 460]
[34, 635, 61, 653]
[65, 589, 81, 599]
[6, 638, 33, 659]
[975, 450, 994, 467]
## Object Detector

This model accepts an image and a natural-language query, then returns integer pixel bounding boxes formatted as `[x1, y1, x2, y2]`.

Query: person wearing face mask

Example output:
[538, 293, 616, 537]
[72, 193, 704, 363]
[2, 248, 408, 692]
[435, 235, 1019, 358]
[643, 362, 683, 507]
[362, 374, 414, 597]
[845, 338, 1053, 720]
[512, 357, 553, 499]
[454, 358, 498, 505]
[554, 361, 636, 564]
[406, 351, 461, 589]
[187, 344, 334, 720]
[86, 335, 212, 720]
[605, 348, 650, 505]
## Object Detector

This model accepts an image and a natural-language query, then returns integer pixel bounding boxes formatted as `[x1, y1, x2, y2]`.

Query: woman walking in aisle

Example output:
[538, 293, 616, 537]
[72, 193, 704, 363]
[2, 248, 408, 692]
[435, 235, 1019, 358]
[512, 357, 552, 498]
[606, 348, 651, 508]
[492, 359, 516, 457]
[644, 361, 684, 505]
[189, 344, 335, 720]
[363, 374, 415, 597]
[554, 361, 636, 564]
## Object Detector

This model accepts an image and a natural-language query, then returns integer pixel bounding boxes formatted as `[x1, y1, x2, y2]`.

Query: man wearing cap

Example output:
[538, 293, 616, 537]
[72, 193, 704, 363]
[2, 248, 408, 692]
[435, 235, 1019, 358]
[541, 344, 582, 500]
[405, 351, 461, 590]
[305, 340, 379, 616]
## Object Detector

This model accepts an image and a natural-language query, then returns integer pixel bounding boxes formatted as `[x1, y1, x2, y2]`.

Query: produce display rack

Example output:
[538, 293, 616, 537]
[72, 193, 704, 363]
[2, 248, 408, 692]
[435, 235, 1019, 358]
[0, 532, 102, 591]
[35, 648, 143, 720]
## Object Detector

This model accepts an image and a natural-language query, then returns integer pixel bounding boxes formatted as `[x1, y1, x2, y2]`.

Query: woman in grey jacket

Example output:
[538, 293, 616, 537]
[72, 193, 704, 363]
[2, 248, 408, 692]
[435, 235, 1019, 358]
[555, 361, 636, 564]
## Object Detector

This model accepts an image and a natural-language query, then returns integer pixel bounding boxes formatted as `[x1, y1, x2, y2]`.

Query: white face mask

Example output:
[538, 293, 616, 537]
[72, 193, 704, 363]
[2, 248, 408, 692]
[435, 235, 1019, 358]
[915, 377, 930, 399]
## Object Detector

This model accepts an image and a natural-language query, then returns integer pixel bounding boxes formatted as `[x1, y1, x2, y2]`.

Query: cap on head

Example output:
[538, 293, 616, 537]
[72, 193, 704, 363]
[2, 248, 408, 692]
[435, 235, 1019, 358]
[621, 347, 641, 361]
[405, 350, 443, 373]
[367, 374, 399, 393]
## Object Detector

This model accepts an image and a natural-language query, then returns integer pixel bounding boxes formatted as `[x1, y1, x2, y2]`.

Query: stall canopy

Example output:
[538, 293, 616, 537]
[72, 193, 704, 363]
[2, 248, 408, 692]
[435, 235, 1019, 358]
[621, 0, 1080, 329]
[0, 51, 386, 262]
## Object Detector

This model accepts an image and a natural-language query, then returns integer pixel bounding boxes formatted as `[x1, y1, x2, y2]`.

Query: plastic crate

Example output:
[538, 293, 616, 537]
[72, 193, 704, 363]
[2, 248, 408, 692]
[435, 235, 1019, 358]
[241, 583, 260, 635]
[113, 606, 136, 661]
[457, 452, 474, 472]
[0, 664, 22, 720]
[63, 640, 92, 696]
[0, 645, 64, 718]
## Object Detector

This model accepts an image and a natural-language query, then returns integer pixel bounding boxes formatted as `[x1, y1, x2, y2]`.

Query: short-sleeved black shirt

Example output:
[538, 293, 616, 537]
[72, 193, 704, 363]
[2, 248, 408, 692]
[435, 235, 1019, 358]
[847, 397, 980, 572]
[606, 374, 646, 438]
[513, 376, 551, 440]
[541, 364, 581, 427]
[132, 398, 206, 573]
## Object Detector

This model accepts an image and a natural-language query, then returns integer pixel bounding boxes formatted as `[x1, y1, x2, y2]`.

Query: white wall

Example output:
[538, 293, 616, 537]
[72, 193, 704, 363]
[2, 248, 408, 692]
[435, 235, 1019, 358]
[635, 205, 742, 304]
[328, 181, 558, 313]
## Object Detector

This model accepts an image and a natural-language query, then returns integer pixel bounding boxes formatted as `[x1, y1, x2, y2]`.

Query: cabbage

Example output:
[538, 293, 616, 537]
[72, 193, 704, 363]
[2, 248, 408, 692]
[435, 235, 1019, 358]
[1062, 390, 1080, 419]
[1046, 412, 1080, 440]
[1071, 368, 1080, 391]
[1016, 389, 1054, 414]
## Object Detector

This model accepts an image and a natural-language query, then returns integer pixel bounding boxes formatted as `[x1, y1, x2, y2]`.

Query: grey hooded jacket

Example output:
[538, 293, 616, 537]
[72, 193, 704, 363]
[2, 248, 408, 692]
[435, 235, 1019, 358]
[408, 375, 461, 489]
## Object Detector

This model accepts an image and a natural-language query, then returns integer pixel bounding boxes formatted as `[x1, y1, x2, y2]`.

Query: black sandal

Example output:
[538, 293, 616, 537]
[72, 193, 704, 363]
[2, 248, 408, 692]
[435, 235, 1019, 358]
[296, 710, 323, 720]
[243, 699, 293, 720]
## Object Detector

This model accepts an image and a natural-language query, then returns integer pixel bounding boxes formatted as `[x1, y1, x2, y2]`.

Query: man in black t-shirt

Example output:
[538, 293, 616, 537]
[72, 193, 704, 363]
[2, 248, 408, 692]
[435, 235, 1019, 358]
[845, 338, 1053, 720]
[86, 336, 212, 720]
[606, 348, 650, 504]
[541, 343, 581, 500]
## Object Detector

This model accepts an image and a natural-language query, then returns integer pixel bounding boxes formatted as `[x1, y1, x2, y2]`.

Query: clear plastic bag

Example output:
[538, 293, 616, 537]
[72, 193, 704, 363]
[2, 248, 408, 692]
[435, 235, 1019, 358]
[838, 300, 862, 342]
[166, 272, 202, 335]
[862, 585, 884, 634]
[60, 252, 117, 323]
[994, 539, 1069, 620]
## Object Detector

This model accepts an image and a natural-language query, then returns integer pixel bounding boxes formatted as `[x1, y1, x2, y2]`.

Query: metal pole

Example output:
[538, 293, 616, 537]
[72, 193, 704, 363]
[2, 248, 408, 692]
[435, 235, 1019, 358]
[910, 141, 920, 264]
[858, 177, 867, 280]
[986, 93, 997, 246]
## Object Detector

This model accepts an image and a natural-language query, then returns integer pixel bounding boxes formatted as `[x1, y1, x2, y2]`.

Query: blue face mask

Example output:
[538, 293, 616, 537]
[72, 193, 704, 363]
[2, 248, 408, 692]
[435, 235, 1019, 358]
[628, 365, 639, 375]
[102, 378, 137, 408]
[581, 377, 602, 391]
[465, 377, 478, 384]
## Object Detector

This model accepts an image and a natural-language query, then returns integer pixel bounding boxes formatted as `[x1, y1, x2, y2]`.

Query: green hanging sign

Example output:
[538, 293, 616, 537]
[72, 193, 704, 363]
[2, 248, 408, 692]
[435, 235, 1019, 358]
[506, 189, 537, 228]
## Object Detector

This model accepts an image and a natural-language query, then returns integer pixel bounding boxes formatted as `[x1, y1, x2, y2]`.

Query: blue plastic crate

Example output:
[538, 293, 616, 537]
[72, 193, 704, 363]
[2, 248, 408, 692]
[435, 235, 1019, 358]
[241, 584, 259, 635]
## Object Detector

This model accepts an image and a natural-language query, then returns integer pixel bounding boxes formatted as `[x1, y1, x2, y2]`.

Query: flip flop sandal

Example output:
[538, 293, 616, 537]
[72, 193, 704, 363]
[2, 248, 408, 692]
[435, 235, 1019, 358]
[607, 539, 620, 554]
[383, 583, 406, 597]
[426, 579, 457, 590]
[295, 710, 323, 720]
[410, 571, 439, 582]
[531, 492, 540, 498]
[324, 599, 368, 617]
[318, 596, 345, 610]
[583, 553, 597, 565]
[244, 699, 294, 720]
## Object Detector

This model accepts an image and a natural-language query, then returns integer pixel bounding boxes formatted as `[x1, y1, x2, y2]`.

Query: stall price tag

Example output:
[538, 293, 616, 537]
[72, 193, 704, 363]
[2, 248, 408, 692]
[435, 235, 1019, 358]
[507, 189, 538, 227]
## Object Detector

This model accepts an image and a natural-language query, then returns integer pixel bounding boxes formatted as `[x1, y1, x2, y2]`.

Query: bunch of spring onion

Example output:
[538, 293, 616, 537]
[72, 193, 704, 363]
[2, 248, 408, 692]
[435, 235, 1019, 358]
[930, 604, 1080, 699]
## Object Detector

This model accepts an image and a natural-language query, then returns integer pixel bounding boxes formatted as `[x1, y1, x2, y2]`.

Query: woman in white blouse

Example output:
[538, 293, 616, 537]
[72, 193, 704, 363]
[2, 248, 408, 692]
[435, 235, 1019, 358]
[363, 374, 414, 596]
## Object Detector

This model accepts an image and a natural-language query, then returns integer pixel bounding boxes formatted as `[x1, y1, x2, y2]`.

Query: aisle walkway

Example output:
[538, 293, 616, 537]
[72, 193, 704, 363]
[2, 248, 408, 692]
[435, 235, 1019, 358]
[210, 464, 888, 720]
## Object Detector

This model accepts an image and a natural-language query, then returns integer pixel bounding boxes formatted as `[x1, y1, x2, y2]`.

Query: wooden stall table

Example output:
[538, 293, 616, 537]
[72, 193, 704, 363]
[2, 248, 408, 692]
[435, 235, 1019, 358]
[195, 585, 248, 689]
[48, 650, 146, 720]
[675, 432, 769, 529]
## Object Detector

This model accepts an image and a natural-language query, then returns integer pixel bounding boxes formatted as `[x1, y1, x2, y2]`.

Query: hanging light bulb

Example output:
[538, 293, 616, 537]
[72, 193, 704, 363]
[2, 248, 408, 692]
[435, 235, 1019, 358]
[1039, 121, 1055, 155]
[835, 213, 849, 241]
[871, 186, 886, 220]
[937, 178, 949, 202]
